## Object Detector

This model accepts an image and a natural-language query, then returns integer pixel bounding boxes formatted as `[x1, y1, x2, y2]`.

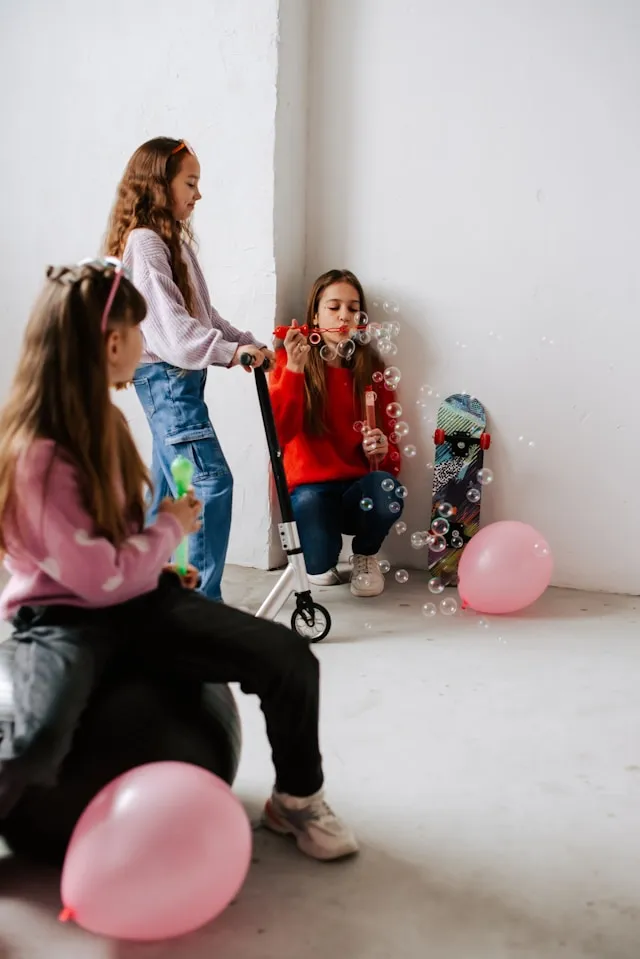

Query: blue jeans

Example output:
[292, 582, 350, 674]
[290, 471, 404, 575]
[133, 363, 233, 602]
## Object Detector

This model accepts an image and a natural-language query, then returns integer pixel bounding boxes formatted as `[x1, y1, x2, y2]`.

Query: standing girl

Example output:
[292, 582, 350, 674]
[0, 260, 356, 861]
[104, 137, 273, 601]
[269, 269, 404, 597]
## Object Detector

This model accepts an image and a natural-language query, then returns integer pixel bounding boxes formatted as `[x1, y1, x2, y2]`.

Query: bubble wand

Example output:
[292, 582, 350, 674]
[364, 386, 381, 471]
[170, 454, 194, 575]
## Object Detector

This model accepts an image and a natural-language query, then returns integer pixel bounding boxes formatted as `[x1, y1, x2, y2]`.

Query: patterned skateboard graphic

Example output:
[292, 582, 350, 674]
[427, 394, 490, 585]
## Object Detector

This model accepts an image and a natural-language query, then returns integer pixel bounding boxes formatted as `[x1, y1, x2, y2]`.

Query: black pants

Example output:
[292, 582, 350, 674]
[0, 573, 323, 816]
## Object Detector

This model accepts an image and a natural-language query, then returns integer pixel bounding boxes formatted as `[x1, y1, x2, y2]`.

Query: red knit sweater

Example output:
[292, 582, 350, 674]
[269, 350, 402, 491]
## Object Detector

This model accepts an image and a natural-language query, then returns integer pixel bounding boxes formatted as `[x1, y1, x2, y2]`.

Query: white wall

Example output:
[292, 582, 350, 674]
[306, 0, 640, 593]
[0, 0, 288, 569]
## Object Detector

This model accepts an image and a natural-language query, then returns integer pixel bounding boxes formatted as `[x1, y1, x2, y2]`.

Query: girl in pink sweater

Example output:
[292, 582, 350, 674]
[0, 261, 356, 862]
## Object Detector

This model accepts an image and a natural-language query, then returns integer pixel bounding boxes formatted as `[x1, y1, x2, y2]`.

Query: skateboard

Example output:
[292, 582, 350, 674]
[427, 394, 491, 585]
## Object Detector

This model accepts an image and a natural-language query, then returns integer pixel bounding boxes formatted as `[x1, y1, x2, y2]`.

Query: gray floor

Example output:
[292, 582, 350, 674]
[1, 567, 639, 958]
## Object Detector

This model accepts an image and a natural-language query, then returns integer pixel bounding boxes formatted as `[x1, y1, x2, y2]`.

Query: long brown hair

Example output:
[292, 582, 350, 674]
[104, 137, 196, 314]
[302, 269, 383, 435]
[0, 263, 150, 552]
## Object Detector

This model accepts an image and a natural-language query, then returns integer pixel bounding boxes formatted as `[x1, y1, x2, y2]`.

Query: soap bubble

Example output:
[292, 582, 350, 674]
[383, 366, 402, 389]
[383, 321, 401, 338]
[466, 487, 481, 503]
[337, 339, 356, 359]
[437, 502, 454, 518]
[372, 371, 384, 383]
[422, 602, 437, 618]
[395, 485, 408, 499]
[378, 341, 394, 356]
[381, 477, 395, 492]
[379, 559, 391, 574]
[389, 431, 399, 444]
[428, 577, 445, 594]
[440, 597, 458, 616]
[430, 534, 447, 553]
[528, 440, 536, 448]
[356, 330, 372, 345]
[403, 444, 417, 458]
[355, 311, 369, 327]
[359, 497, 374, 512]
[431, 517, 449, 536]
[411, 531, 426, 549]
[478, 618, 490, 629]
[394, 420, 410, 437]
[383, 300, 400, 315]
[386, 402, 403, 418]
[394, 521, 407, 534]
[389, 501, 401, 514]
[417, 384, 435, 406]
[353, 420, 364, 433]
[477, 468, 493, 485]
[533, 540, 550, 558]
[320, 344, 337, 362]
[395, 568, 409, 584]
[354, 573, 372, 590]
[348, 554, 354, 565]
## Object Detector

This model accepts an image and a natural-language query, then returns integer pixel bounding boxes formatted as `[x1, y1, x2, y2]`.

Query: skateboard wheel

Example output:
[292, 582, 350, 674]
[434, 428, 446, 445]
[480, 432, 491, 450]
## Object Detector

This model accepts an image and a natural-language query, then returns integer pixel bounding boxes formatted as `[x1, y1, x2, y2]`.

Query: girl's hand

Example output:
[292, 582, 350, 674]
[164, 563, 200, 590]
[362, 428, 389, 459]
[284, 320, 311, 373]
[159, 493, 202, 536]
[232, 344, 273, 371]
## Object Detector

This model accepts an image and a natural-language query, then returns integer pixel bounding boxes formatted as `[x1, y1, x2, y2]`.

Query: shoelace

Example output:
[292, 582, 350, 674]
[353, 555, 377, 577]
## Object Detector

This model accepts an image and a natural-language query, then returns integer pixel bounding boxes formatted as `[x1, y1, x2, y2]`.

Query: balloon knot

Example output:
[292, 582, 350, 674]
[461, 599, 469, 610]
[58, 906, 75, 923]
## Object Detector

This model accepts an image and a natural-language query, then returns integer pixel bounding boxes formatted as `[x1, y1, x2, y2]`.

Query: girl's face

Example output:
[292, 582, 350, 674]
[314, 282, 361, 344]
[106, 322, 143, 387]
[170, 153, 202, 221]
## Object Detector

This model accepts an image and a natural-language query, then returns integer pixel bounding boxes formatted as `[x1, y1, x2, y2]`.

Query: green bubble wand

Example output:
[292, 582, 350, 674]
[170, 454, 195, 575]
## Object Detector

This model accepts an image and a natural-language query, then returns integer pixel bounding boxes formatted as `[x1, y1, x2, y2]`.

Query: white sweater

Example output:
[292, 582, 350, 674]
[123, 228, 259, 370]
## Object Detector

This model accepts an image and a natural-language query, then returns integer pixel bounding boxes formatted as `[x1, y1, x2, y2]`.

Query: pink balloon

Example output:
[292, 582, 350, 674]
[60, 762, 252, 941]
[458, 521, 553, 614]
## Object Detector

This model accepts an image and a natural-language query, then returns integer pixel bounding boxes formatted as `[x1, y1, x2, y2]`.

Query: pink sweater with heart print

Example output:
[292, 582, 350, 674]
[0, 440, 184, 621]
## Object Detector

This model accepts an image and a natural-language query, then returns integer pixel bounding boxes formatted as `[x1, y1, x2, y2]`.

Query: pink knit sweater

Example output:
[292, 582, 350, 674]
[0, 440, 183, 620]
[123, 228, 259, 369]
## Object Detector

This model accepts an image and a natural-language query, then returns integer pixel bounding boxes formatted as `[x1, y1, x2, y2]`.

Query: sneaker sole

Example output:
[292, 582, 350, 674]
[261, 803, 359, 861]
[350, 583, 385, 597]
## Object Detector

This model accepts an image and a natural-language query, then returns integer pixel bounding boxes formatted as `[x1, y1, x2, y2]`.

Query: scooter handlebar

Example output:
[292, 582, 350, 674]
[240, 351, 272, 372]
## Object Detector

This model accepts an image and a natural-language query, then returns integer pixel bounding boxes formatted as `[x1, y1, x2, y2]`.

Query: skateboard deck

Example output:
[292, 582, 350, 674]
[427, 394, 490, 585]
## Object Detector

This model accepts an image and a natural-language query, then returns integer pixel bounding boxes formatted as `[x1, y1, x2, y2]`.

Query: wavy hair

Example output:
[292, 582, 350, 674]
[104, 137, 196, 314]
[0, 263, 150, 551]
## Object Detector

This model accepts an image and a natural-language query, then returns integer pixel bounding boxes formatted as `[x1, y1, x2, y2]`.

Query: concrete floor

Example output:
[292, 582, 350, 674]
[1, 567, 639, 958]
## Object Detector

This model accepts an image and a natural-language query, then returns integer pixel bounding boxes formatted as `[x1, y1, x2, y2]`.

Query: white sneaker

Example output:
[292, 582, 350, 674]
[262, 789, 359, 861]
[350, 554, 385, 597]
[308, 567, 341, 587]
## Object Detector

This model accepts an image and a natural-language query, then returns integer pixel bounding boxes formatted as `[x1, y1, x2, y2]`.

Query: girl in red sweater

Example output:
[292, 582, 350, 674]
[269, 270, 403, 597]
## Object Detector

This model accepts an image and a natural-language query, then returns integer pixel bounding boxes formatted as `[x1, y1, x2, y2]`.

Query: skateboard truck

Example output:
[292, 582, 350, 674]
[433, 429, 491, 454]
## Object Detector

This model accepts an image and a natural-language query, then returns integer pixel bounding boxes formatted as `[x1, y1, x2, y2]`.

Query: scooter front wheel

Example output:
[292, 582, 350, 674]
[291, 602, 331, 643]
